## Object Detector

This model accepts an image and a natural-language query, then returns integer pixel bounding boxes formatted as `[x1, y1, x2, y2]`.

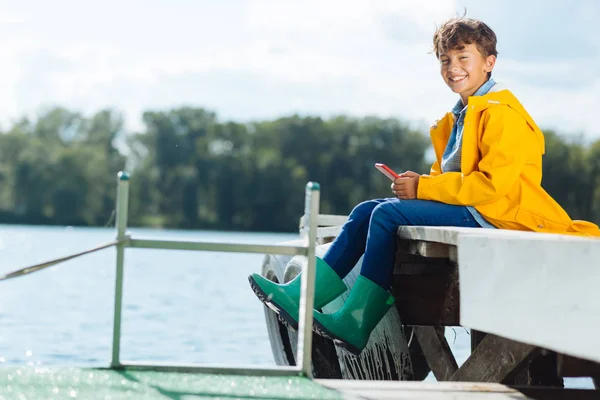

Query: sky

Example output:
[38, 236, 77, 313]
[0, 0, 598, 138]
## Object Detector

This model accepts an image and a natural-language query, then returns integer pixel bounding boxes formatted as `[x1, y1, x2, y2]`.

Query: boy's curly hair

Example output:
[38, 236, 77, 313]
[433, 17, 498, 60]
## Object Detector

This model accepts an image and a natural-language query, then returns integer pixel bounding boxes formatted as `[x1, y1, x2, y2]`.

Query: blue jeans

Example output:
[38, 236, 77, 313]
[322, 198, 481, 289]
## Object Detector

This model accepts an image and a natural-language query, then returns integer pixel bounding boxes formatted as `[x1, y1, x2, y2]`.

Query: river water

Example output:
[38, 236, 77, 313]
[0, 225, 591, 388]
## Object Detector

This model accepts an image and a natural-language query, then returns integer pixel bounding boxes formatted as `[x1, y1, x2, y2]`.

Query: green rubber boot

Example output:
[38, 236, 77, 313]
[312, 275, 395, 355]
[248, 257, 347, 330]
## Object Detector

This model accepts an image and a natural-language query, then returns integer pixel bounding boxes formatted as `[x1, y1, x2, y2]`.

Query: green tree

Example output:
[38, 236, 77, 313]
[0, 104, 595, 232]
[541, 130, 592, 220]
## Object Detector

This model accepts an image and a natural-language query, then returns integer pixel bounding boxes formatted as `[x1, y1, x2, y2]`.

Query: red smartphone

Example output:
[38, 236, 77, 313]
[375, 163, 399, 181]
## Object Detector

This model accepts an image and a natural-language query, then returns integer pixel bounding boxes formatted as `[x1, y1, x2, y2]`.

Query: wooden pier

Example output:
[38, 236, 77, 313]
[310, 217, 600, 398]
[321, 380, 598, 399]
[0, 367, 596, 399]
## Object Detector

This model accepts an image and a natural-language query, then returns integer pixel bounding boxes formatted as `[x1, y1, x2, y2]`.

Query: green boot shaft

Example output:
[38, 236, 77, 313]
[312, 275, 395, 355]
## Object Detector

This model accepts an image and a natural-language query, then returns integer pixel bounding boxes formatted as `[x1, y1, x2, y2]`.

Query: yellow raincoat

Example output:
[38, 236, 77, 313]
[417, 86, 600, 237]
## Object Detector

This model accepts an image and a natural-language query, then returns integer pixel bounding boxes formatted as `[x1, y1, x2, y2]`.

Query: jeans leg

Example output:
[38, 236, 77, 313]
[361, 199, 481, 289]
[322, 198, 392, 279]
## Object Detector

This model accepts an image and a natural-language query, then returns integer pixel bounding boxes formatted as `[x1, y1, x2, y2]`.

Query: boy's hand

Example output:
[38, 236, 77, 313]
[399, 170, 420, 179]
[391, 172, 420, 199]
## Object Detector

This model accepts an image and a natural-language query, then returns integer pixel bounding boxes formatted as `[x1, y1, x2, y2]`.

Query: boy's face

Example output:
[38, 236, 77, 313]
[439, 43, 496, 102]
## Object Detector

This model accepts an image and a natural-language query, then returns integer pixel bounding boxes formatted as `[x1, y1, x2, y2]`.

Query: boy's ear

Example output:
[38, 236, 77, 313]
[484, 54, 497, 73]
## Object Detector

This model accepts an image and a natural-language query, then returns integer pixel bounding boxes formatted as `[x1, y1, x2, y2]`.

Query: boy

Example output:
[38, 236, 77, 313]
[248, 17, 600, 356]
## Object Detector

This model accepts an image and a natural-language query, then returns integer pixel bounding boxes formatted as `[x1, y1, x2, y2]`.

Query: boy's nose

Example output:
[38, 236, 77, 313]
[447, 64, 462, 74]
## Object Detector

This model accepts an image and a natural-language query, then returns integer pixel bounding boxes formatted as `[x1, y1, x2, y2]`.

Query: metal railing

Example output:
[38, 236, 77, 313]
[109, 171, 320, 377]
[0, 171, 321, 377]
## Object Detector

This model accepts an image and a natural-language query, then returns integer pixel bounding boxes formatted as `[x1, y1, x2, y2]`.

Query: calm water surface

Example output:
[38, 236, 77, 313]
[0, 225, 592, 388]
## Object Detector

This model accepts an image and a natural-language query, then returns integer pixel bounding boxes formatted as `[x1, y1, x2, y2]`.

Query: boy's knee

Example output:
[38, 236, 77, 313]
[350, 200, 381, 220]
[371, 201, 403, 226]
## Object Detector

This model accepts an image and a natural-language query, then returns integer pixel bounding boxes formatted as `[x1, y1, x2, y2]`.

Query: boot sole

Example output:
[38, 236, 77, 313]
[248, 275, 299, 331]
[313, 319, 362, 356]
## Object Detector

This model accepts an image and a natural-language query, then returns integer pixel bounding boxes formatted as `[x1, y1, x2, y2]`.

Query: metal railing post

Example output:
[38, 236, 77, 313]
[111, 171, 130, 367]
[297, 182, 320, 378]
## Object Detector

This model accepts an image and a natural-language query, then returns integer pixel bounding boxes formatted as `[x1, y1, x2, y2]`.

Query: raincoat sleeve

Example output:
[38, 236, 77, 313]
[417, 107, 530, 206]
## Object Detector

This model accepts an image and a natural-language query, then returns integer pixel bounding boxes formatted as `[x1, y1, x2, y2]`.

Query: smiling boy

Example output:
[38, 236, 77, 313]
[394, 17, 600, 236]
[249, 16, 600, 358]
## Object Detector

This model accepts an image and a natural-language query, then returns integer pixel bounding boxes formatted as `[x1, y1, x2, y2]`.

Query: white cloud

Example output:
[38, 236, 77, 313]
[0, 0, 598, 138]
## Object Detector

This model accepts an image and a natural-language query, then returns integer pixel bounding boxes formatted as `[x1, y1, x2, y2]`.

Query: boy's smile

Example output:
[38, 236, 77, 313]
[439, 43, 496, 104]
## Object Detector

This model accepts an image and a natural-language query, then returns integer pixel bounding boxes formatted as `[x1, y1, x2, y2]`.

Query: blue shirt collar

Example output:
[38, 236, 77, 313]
[452, 77, 496, 115]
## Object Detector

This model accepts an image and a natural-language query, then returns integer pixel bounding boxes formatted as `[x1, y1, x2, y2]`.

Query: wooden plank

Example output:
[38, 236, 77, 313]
[471, 330, 487, 352]
[320, 227, 465, 247]
[513, 387, 600, 400]
[457, 232, 600, 364]
[408, 241, 456, 260]
[450, 334, 538, 382]
[397, 225, 596, 246]
[396, 238, 457, 261]
[470, 327, 562, 387]
[557, 354, 600, 378]
[413, 326, 458, 381]
[392, 274, 459, 326]
[393, 246, 459, 325]
[317, 380, 531, 399]
[468, 331, 545, 387]
[397, 226, 467, 245]
[395, 242, 455, 272]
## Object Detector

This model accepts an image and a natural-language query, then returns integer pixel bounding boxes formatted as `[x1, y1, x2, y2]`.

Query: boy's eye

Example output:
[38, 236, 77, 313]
[440, 60, 449, 64]
[459, 56, 468, 59]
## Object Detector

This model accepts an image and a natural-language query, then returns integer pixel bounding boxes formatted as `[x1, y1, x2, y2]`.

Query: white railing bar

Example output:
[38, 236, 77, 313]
[296, 183, 319, 378]
[111, 171, 130, 368]
[299, 214, 348, 230]
[114, 361, 302, 376]
[127, 238, 309, 256]
[315, 225, 343, 240]
[0, 233, 310, 281]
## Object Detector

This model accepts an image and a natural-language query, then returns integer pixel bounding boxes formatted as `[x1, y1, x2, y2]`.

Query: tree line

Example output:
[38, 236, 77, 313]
[0, 106, 598, 232]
